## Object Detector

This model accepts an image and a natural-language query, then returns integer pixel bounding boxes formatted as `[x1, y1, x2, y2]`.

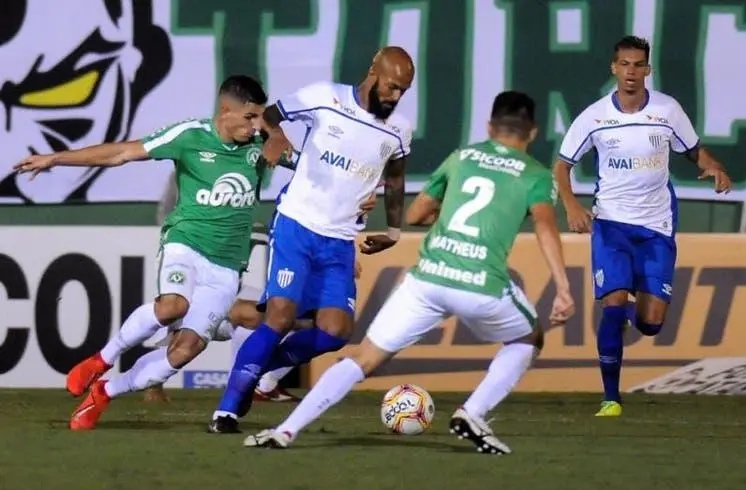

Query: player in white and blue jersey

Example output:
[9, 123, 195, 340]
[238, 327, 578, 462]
[554, 36, 732, 417]
[209, 46, 415, 433]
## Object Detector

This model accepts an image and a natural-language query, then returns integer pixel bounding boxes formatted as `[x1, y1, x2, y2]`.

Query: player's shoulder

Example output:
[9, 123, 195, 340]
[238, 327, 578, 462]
[385, 111, 413, 139]
[646, 89, 685, 113]
[295, 80, 339, 102]
[573, 94, 614, 123]
[144, 117, 210, 140]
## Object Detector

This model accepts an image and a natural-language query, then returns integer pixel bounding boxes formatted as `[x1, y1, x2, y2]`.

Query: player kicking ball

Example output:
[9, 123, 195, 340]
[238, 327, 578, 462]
[243, 91, 575, 453]
[15, 76, 274, 430]
[554, 36, 732, 417]
[208, 46, 415, 433]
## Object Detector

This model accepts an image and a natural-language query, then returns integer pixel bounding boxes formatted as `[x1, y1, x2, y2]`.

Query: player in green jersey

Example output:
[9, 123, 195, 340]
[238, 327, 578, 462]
[243, 91, 575, 454]
[14, 75, 270, 430]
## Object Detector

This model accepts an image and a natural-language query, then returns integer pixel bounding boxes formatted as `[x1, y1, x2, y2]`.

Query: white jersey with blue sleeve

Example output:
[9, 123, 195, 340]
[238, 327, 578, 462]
[275, 81, 412, 240]
[559, 90, 698, 236]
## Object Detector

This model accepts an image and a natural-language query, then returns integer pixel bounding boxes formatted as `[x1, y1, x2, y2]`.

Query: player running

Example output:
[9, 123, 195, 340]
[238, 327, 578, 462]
[208, 46, 415, 433]
[553, 36, 732, 417]
[145, 181, 375, 403]
[15, 75, 273, 430]
[243, 91, 575, 453]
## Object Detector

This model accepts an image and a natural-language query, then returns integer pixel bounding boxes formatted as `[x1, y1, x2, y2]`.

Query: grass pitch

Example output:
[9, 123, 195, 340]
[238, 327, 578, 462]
[0, 390, 744, 490]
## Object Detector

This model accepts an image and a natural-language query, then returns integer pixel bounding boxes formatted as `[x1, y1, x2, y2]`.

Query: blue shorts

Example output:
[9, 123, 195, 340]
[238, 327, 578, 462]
[260, 213, 356, 316]
[591, 219, 676, 302]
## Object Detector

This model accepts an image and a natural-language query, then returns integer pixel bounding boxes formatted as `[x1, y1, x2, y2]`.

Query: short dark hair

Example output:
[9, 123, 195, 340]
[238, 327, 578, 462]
[489, 91, 536, 139]
[614, 36, 650, 62]
[218, 75, 267, 105]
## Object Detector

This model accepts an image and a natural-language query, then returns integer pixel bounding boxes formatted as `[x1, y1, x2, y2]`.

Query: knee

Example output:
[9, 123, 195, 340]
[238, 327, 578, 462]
[507, 326, 543, 354]
[635, 317, 663, 336]
[166, 331, 206, 368]
[228, 300, 262, 328]
[154, 294, 189, 325]
[264, 298, 298, 331]
[315, 310, 354, 339]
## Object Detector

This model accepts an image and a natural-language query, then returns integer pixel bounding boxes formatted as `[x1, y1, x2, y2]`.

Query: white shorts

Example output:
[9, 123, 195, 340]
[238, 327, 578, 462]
[235, 230, 269, 302]
[366, 273, 536, 353]
[156, 242, 239, 342]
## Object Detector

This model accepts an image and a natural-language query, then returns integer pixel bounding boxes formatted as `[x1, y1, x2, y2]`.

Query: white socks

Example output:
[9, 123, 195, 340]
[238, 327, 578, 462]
[276, 358, 364, 437]
[463, 343, 537, 419]
[100, 303, 165, 365]
[104, 347, 178, 398]
[230, 325, 253, 360]
[257, 366, 294, 393]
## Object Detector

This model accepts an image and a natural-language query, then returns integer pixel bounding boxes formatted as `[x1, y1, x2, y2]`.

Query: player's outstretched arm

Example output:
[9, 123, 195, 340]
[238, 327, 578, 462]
[553, 159, 593, 233]
[531, 202, 575, 326]
[406, 192, 440, 226]
[13, 141, 149, 179]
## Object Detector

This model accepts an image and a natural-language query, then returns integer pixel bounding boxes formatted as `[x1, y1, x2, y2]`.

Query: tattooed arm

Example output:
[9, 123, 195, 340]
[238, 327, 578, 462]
[359, 156, 406, 255]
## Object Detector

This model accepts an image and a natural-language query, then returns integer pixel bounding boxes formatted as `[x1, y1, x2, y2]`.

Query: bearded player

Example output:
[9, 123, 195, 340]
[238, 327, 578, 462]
[553, 36, 732, 417]
[15, 75, 272, 430]
[209, 46, 414, 433]
[244, 91, 575, 453]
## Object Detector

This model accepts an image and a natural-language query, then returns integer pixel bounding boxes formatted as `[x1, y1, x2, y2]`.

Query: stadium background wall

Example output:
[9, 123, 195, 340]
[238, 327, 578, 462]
[1, 0, 745, 231]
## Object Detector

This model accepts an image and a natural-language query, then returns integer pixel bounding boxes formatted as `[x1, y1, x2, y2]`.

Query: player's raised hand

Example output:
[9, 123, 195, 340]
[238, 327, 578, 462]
[261, 132, 292, 166]
[549, 289, 575, 327]
[698, 167, 732, 194]
[13, 154, 56, 179]
[359, 234, 397, 255]
[565, 201, 593, 233]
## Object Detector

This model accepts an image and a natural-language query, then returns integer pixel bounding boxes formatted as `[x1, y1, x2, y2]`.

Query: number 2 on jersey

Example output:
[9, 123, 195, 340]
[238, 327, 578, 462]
[447, 176, 495, 237]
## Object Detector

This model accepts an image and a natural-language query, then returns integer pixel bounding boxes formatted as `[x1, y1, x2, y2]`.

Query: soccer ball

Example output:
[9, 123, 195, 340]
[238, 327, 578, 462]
[380, 384, 435, 435]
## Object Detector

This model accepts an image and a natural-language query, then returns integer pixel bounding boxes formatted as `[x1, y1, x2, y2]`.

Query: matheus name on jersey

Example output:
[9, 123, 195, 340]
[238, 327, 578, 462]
[142, 118, 265, 271]
[275, 81, 413, 240]
[558, 90, 699, 236]
[411, 140, 557, 296]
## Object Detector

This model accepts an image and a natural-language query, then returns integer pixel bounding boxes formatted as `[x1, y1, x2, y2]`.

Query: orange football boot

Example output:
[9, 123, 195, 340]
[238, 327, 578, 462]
[69, 380, 111, 431]
[66, 353, 112, 397]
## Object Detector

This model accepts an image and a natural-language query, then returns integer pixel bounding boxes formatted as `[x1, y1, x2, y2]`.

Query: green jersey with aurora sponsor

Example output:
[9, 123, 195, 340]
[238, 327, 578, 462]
[411, 140, 557, 296]
[142, 118, 265, 271]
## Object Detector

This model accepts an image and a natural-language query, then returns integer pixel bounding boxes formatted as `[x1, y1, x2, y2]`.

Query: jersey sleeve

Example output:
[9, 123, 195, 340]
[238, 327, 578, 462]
[558, 109, 594, 165]
[668, 100, 699, 153]
[389, 116, 413, 160]
[141, 120, 199, 161]
[527, 171, 559, 208]
[422, 151, 457, 201]
[275, 82, 329, 125]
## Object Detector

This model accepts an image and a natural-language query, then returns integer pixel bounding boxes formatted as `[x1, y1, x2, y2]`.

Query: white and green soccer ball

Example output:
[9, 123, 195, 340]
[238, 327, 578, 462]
[380, 383, 435, 435]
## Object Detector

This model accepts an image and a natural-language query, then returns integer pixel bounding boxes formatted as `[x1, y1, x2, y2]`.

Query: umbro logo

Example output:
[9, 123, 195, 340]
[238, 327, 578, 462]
[199, 151, 216, 163]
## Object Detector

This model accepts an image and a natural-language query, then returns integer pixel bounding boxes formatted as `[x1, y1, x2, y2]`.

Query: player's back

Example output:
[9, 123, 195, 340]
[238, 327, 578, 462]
[276, 82, 412, 240]
[412, 140, 555, 297]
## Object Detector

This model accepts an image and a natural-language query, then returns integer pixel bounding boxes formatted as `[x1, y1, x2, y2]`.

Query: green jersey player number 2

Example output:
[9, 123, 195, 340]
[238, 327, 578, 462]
[412, 140, 558, 298]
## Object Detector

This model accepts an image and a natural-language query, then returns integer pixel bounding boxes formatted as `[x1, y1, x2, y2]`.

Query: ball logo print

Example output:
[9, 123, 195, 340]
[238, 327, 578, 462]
[380, 384, 435, 435]
[195, 173, 256, 208]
